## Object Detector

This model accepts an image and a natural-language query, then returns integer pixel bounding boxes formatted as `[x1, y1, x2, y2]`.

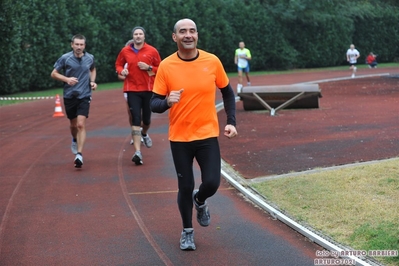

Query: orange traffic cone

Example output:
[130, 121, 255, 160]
[53, 94, 64, 117]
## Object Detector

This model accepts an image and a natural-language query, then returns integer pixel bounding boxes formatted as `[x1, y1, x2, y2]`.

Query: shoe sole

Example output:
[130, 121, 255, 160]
[74, 159, 83, 168]
[132, 155, 143, 165]
[180, 245, 196, 251]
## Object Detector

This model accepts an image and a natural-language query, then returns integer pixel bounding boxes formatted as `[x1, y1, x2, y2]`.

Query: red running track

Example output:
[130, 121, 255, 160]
[0, 67, 397, 265]
[219, 67, 399, 178]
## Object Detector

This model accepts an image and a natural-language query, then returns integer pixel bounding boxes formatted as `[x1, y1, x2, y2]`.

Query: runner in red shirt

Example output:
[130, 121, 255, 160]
[115, 27, 161, 165]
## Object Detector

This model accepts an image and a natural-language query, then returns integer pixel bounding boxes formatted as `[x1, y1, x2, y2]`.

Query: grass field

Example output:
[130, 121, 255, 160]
[252, 159, 399, 266]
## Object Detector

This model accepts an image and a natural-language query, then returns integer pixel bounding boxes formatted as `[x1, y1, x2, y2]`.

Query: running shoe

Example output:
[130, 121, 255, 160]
[193, 189, 210, 227]
[142, 134, 152, 148]
[74, 153, 83, 168]
[180, 228, 196, 251]
[71, 140, 78, 154]
[132, 151, 143, 165]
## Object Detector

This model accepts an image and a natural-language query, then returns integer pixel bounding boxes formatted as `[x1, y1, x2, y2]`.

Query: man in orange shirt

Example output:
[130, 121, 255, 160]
[150, 18, 237, 251]
[115, 27, 161, 165]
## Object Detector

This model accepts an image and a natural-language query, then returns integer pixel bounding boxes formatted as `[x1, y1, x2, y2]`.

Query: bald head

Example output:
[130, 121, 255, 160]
[173, 18, 197, 33]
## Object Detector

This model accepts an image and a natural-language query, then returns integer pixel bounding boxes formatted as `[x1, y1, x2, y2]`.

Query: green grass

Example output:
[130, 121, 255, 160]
[252, 159, 399, 266]
[227, 62, 399, 77]
[350, 222, 399, 265]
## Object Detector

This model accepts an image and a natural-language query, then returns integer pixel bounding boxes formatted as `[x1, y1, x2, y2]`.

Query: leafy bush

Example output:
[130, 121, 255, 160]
[0, 0, 398, 95]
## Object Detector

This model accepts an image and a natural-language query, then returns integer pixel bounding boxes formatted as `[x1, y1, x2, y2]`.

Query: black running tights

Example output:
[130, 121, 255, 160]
[170, 137, 221, 229]
[126, 91, 152, 126]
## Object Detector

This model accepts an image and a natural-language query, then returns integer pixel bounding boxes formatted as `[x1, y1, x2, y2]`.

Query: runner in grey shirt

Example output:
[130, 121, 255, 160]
[51, 34, 97, 168]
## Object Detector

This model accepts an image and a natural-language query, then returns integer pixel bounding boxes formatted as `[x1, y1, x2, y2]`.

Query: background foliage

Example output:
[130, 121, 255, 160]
[0, 0, 398, 94]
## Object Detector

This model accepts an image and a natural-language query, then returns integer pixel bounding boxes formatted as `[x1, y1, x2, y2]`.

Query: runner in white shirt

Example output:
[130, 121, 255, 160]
[346, 44, 360, 78]
[234, 41, 252, 92]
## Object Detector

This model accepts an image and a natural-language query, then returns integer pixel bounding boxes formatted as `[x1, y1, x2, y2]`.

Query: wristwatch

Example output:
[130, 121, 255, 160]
[147, 66, 153, 71]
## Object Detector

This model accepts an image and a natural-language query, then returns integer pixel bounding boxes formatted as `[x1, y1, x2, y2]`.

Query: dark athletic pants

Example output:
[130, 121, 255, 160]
[126, 91, 152, 127]
[170, 137, 221, 228]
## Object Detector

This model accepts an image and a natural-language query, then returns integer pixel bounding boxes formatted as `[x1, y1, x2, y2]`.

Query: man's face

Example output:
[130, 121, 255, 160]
[172, 19, 198, 51]
[239, 42, 245, 49]
[133, 29, 145, 45]
[71, 39, 86, 56]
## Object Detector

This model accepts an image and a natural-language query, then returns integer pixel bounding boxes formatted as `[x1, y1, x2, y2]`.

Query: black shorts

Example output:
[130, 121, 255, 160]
[64, 97, 91, 120]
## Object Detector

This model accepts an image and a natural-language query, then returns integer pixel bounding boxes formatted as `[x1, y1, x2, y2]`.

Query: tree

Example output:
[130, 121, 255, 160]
[1, 0, 398, 95]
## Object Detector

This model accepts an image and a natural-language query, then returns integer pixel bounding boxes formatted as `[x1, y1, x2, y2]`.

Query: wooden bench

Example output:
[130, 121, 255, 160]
[238, 84, 322, 116]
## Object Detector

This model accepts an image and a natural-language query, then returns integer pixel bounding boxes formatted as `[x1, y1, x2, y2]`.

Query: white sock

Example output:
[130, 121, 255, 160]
[237, 84, 242, 93]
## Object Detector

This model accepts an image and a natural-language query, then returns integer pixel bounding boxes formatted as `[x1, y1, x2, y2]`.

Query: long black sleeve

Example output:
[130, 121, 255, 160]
[220, 83, 236, 126]
[150, 93, 170, 113]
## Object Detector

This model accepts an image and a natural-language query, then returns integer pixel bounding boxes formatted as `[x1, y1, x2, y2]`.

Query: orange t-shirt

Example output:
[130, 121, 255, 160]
[153, 49, 229, 142]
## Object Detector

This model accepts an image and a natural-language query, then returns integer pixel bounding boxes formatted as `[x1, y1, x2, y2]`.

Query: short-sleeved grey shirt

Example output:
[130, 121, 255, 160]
[53, 51, 95, 99]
